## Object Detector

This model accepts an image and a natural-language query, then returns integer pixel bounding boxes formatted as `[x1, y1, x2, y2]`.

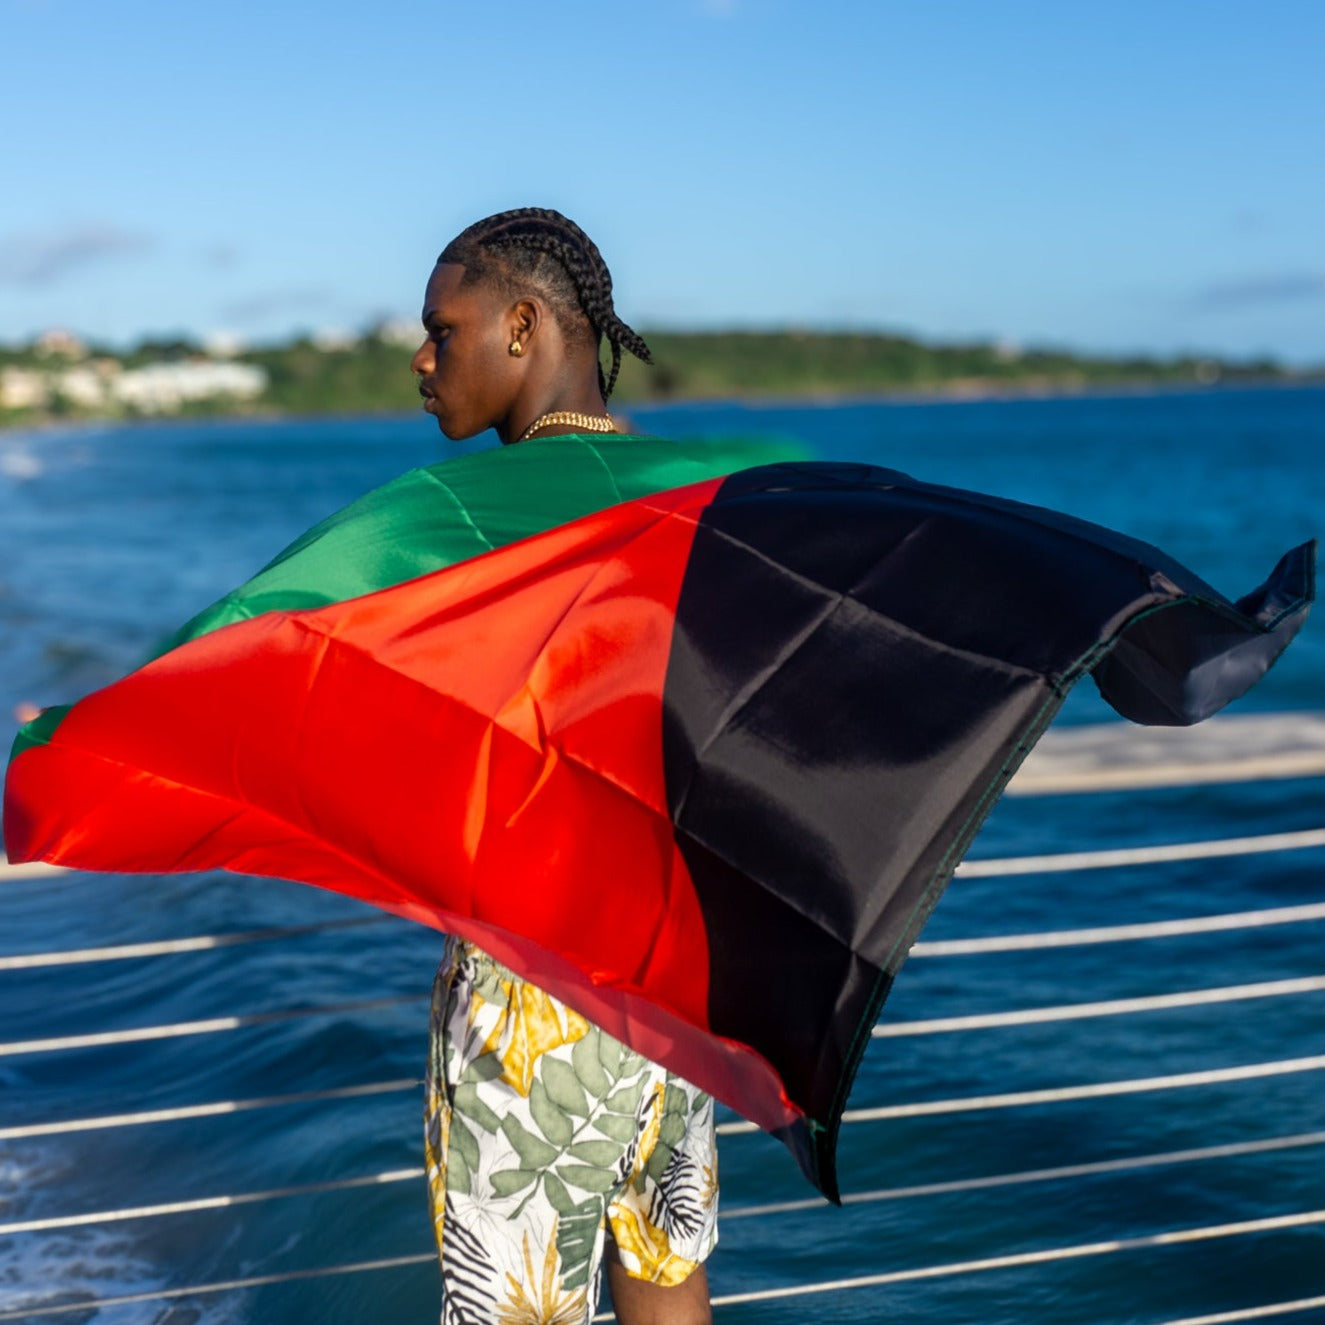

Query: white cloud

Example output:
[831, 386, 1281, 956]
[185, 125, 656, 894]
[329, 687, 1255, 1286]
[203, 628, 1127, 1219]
[1194, 273, 1325, 311]
[0, 224, 153, 287]
[0, 225, 152, 287]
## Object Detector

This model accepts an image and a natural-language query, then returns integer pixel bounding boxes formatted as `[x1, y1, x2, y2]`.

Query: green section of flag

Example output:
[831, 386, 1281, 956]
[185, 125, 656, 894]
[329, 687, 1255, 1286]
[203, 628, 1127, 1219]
[10, 433, 800, 760]
[151, 433, 797, 652]
[10, 704, 69, 761]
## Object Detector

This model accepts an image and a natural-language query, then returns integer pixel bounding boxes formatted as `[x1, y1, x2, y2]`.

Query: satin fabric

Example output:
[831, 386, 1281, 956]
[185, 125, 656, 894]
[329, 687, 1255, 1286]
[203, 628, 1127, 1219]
[5, 448, 1314, 1197]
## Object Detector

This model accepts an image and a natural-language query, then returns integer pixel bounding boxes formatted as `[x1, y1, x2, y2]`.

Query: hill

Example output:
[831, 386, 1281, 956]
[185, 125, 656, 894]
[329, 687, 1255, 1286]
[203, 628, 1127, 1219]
[0, 326, 1308, 427]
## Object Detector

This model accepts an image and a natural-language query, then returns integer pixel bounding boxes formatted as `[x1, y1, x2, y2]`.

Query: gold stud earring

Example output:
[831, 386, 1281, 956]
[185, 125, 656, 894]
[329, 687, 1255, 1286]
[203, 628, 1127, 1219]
[509, 340, 523, 357]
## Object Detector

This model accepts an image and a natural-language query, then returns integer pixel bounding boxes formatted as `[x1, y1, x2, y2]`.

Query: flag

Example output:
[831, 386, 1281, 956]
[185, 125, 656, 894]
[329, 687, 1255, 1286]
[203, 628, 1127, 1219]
[4, 437, 1314, 1198]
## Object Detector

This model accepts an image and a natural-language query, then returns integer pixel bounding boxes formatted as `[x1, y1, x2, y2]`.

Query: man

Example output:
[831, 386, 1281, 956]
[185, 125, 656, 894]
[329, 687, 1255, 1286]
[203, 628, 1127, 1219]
[411, 207, 718, 1325]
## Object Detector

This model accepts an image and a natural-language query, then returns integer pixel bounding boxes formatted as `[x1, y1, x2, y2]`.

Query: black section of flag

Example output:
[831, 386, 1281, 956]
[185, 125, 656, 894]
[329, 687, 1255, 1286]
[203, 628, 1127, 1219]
[660, 462, 1313, 1199]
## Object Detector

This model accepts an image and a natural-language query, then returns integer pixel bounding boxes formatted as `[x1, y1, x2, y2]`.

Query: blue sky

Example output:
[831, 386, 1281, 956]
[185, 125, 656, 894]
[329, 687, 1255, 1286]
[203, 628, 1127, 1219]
[4, 0, 1323, 362]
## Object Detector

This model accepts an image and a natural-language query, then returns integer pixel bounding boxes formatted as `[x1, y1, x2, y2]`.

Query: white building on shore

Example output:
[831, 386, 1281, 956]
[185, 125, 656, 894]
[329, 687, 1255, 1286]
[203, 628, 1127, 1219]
[111, 361, 268, 412]
[0, 367, 50, 410]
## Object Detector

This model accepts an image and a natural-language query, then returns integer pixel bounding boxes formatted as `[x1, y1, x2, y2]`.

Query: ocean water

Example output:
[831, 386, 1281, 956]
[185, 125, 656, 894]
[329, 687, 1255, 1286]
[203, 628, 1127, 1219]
[0, 387, 1321, 1323]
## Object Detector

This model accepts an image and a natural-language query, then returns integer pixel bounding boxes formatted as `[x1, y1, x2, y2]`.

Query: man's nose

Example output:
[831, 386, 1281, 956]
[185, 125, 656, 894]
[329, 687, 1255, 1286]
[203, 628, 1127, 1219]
[410, 341, 433, 376]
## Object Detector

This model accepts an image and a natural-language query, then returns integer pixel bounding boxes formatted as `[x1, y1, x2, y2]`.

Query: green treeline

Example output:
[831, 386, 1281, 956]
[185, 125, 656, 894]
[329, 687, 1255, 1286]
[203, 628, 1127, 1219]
[609, 331, 1286, 400]
[0, 327, 1307, 428]
[228, 331, 1303, 415]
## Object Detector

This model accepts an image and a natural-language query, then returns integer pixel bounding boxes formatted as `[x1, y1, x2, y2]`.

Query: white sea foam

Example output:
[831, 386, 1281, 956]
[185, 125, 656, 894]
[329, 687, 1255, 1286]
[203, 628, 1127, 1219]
[1010, 711, 1325, 793]
[0, 448, 42, 481]
[0, 1225, 249, 1323]
[0, 1139, 245, 1322]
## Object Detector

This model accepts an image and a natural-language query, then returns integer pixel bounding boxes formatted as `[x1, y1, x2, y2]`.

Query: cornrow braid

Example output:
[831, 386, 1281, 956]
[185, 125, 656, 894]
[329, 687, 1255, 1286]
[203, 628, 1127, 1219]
[439, 207, 652, 401]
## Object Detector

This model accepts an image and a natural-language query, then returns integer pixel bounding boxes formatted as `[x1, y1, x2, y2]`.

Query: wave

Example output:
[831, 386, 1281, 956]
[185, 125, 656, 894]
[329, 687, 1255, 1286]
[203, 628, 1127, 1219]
[1012, 711, 1325, 794]
[0, 447, 42, 481]
[0, 1213, 248, 1325]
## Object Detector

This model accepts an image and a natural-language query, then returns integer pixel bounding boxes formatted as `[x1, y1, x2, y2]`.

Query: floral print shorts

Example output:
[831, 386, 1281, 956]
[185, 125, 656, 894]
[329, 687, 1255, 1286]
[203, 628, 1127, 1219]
[423, 936, 719, 1325]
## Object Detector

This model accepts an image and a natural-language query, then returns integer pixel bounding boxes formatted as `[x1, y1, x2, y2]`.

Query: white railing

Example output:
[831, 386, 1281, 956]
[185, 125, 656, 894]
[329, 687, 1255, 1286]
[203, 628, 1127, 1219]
[2, 719, 1322, 1321]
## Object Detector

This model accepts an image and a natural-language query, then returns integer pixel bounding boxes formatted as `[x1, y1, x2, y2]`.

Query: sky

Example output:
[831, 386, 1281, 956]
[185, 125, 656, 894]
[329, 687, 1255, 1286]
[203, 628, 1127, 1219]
[3, 0, 1323, 363]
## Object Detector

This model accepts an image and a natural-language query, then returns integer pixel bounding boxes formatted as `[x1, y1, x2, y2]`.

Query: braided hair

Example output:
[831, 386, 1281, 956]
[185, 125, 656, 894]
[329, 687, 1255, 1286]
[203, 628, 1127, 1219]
[439, 208, 652, 401]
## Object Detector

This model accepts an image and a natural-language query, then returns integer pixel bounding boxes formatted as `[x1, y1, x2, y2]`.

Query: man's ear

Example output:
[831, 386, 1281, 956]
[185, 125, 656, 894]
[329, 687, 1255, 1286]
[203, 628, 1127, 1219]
[509, 298, 541, 349]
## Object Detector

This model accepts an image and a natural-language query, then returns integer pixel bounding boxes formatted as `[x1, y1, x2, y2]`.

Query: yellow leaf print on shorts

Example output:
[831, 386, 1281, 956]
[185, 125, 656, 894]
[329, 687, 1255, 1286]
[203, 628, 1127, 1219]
[608, 1202, 699, 1288]
[628, 1081, 665, 1187]
[495, 1222, 591, 1325]
[478, 974, 591, 1096]
[423, 1077, 450, 1253]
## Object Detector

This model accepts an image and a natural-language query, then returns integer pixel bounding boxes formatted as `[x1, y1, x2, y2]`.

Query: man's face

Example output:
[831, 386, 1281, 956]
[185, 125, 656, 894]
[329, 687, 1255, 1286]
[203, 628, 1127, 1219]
[411, 262, 520, 440]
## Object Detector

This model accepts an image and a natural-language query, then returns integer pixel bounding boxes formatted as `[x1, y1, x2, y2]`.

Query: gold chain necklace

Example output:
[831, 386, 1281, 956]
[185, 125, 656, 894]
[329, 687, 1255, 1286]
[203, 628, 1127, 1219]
[517, 410, 616, 444]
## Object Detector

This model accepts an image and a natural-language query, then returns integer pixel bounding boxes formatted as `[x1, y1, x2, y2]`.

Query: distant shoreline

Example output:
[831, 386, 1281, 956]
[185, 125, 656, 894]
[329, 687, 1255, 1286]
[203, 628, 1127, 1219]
[2, 374, 1322, 439]
[626, 374, 1325, 411]
[5, 325, 1318, 433]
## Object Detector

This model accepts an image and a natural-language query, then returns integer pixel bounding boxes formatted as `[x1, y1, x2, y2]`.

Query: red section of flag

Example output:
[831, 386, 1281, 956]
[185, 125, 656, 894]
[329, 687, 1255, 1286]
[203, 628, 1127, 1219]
[4, 477, 803, 1131]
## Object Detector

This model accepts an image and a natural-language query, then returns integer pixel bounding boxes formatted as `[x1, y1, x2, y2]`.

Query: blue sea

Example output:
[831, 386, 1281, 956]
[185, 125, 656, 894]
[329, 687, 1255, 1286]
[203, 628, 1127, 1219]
[0, 388, 1322, 1324]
